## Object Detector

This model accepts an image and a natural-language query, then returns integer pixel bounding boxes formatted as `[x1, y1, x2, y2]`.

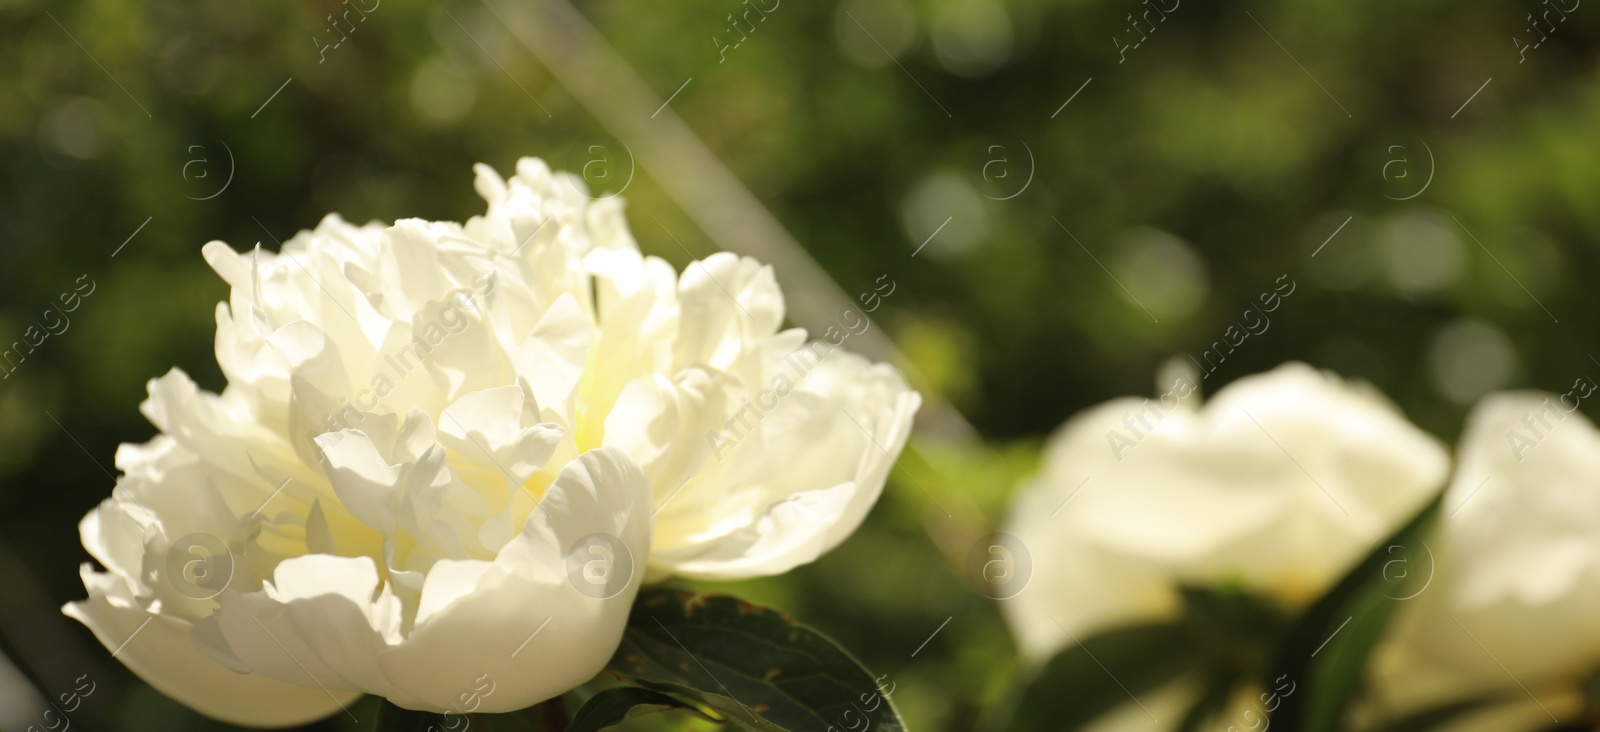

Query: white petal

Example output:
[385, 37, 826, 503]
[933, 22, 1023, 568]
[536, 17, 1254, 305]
[1001, 362, 1448, 660]
[212, 555, 400, 696]
[515, 293, 593, 411]
[378, 447, 651, 712]
[316, 430, 403, 534]
[649, 355, 921, 580]
[64, 566, 357, 728]
[1366, 390, 1600, 723]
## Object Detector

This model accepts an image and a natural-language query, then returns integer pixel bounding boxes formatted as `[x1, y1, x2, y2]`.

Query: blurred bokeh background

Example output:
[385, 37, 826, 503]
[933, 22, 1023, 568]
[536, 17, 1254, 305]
[2, 0, 1598, 728]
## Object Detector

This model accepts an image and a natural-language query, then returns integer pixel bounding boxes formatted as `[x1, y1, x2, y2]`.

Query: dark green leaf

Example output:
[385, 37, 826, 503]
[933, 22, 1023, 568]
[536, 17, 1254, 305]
[1268, 495, 1442, 732]
[607, 588, 907, 732]
[626, 678, 789, 732]
[1177, 584, 1293, 672]
[372, 699, 556, 732]
[566, 686, 703, 732]
[998, 622, 1200, 731]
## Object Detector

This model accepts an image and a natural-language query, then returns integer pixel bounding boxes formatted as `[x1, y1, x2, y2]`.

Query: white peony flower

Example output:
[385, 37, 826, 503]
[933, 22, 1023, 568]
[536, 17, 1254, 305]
[1367, 390, 1600, 730]
[64, 157, 919, 725]
[1000, 362, 1448, 664]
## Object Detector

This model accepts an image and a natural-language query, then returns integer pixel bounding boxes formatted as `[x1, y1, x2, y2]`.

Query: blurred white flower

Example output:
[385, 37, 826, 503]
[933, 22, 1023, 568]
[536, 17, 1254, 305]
[1001, 362, 1448, 664]
[1367, 391, 1600, 730]
[64, 158, 918, 725]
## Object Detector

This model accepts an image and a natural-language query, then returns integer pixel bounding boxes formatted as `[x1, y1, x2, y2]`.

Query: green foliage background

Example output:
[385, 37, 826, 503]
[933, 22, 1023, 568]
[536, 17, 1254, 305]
[1, 0, 1597, 728]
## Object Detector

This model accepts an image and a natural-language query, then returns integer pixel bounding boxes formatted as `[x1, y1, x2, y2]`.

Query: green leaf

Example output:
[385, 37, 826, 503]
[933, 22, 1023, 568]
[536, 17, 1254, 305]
[998, 622, 1200, 731]
[1267, 495, 1442, 732]
[625, 678, 789, 732]
[566, 686, 704, 732]
[607, 587, 907, 732]
[371, 699, 556, 732]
